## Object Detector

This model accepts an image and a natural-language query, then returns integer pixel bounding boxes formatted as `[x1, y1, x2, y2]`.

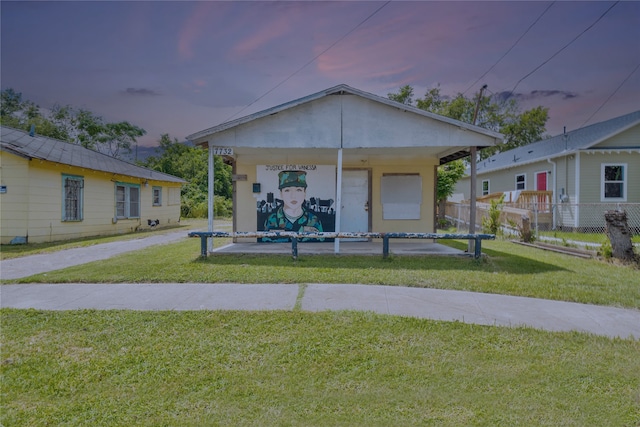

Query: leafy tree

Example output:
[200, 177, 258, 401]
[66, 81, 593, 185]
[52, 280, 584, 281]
[101, 121, 146, 158]
[388, 84, 549, 221]
[0, 88, 146, 159]
[392, 84, 549, 158]
[0, 88, 54, 134]
[437, 160, 466, 202]
[435, 159, 466, 223]
[140, 134, 232, 218]
[387, 85, 414, 105]
[75, 109, 106, 150]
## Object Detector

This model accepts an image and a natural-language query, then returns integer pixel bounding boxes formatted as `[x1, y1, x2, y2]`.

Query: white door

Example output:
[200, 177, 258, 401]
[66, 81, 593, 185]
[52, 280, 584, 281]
[340, 170, 369, 240]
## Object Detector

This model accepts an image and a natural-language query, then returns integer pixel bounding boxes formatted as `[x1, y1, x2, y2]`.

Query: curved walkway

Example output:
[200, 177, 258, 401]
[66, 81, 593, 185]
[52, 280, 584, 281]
[2, 283, 639, 340]
[1, 229, 639, 340]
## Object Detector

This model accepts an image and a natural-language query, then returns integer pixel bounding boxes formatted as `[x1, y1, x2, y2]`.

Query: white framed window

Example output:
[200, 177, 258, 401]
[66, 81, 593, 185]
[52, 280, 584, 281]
[115, 182, 140, 218]
[152, 186, 162, 206]
[62, 174, 84, 221]
[601, 164, 626, 201]
[515, 174, 526, 191]
[482, 180, 490, 196]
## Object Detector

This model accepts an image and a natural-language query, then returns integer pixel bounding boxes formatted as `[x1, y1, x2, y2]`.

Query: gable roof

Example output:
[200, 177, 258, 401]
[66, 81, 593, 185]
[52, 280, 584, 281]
[475, 110, 640, 174]
[187, 83, 503, 143]
[0, 126, 186, 183]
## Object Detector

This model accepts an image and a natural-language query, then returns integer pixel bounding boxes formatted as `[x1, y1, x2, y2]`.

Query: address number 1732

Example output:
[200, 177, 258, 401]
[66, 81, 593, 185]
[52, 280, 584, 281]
[212, 147, 234, 156]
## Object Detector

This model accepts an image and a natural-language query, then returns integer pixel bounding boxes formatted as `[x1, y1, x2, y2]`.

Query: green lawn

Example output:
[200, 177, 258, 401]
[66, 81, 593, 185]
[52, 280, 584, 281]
[0, 219, 212, 261]
[5, 237, 639, 309]
[2, 309, 639, 426]
[537, 229, 640, 245]
[3, 232, 640, 425]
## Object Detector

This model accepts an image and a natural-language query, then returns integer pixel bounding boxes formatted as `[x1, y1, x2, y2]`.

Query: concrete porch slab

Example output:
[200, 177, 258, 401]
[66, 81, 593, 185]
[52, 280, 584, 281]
[210, 241, 467, 256]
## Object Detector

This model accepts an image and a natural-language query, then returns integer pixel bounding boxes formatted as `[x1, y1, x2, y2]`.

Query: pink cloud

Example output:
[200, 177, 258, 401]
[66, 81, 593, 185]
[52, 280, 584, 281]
[231, 16, 292, 59]
[178, 2, 222, 60]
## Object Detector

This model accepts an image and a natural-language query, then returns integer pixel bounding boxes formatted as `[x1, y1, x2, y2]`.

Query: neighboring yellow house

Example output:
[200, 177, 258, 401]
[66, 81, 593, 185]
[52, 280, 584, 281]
[0, 125, 185, 244]
[187, 84, 502, 251]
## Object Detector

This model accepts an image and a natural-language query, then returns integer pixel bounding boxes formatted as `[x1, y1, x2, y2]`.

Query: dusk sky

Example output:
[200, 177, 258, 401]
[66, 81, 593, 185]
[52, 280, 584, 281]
[2, 1, 639, 148]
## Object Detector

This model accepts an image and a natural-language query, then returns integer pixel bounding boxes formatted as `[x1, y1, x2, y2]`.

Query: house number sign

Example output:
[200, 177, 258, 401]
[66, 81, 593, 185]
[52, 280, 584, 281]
[212, 147, 233, 156]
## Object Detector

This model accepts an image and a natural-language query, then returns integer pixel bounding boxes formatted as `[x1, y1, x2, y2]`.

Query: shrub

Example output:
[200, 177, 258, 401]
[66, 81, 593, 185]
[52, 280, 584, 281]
[180, 197, 232, 218]
[481, 195, 505, 235]
[599, 240, 613, 259]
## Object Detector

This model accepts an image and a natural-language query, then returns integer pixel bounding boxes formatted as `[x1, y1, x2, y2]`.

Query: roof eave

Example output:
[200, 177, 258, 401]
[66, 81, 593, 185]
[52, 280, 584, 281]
[187, 84, 504, 143]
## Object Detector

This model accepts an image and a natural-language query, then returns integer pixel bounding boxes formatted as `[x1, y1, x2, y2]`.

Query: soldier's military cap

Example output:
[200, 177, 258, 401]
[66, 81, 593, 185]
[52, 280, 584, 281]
[278, 170, 307, 189]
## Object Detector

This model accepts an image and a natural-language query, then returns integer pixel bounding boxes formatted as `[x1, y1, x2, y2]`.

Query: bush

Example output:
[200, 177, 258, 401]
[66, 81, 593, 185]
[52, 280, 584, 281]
[180, 196, 232, 218]
[599, 240, 613, 259]
[481, 195, 505, 235]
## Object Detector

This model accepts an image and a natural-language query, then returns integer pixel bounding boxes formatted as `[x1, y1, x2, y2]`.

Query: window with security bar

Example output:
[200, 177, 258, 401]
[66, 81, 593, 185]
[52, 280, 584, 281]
[63, 174, 84, 221]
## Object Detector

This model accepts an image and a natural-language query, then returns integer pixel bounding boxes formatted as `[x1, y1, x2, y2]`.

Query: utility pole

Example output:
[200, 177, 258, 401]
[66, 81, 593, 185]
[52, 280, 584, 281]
[468, 84, 487, 253]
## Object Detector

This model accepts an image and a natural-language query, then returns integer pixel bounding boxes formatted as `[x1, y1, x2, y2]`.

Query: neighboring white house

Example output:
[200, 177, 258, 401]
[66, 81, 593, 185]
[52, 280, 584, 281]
[187, 84, 502, 251]
[1, 126, 186, 244]
[452, 110, 640, 231]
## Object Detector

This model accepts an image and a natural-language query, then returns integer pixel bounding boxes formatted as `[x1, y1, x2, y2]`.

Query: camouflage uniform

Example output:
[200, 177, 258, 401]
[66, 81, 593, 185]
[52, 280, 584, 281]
[263, 207, 324, 242]
[262, 170, 324, 242]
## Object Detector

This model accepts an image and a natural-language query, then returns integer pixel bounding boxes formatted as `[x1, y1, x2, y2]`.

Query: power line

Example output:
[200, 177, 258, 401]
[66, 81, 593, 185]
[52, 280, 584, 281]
[462, 1, 555, 96]
[579, 62, 640, 128]
[505, 1, 619, 97]
[223, 1, 392, 123]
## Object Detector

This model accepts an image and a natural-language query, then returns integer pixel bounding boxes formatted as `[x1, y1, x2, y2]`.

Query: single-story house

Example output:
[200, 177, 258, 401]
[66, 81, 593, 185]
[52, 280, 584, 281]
[0, 125, 186, 244]
[452, 110, 640, 231]
[187, 84, 502, 251]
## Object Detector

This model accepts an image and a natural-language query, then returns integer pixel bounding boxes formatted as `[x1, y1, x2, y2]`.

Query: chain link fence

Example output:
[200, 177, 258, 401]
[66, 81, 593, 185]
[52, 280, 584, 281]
[444, 202, 640, 249]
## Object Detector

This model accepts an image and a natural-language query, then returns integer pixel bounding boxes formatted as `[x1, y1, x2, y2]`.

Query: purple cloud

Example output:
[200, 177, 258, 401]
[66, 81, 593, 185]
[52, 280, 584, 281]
[123, 88, 161, 97]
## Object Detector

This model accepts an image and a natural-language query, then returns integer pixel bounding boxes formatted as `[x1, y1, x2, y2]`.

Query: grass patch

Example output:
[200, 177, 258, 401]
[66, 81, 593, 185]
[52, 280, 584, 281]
[537, 230, 640, 245]
[7, 239, 640, 309]
[2, 309, 639, 426]
[0, 219, 212, 261]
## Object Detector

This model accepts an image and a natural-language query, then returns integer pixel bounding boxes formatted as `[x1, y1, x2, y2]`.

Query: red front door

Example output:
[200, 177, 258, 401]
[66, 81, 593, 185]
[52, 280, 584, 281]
[536, 172, 547, 191]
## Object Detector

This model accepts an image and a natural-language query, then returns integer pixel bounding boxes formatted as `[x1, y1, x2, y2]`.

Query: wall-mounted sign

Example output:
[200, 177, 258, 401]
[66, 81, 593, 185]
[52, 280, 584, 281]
[212, 147, 233, 156]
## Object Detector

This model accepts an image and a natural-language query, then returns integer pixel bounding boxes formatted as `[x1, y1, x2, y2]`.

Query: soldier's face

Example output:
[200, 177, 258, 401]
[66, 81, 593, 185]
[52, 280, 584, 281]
[281, 186, 305, 208]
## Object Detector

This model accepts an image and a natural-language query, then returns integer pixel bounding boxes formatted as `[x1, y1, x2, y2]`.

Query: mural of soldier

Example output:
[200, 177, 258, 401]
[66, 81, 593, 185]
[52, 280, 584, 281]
[262, 171, 323, 241]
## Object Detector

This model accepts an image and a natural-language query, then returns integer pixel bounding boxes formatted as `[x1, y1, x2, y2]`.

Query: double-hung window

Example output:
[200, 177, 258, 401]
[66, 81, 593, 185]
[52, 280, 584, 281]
[515, 174, 526, 191]
[115, 183, 140, 218]
[482, 180, 490, 196]
[62, 174, 84, 221]
[152, 186, 162, 206]
[601, 164, 626, 201]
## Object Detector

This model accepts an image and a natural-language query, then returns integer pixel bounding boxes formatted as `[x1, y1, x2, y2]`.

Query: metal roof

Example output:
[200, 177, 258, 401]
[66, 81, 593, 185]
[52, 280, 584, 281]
[187, 83, 503, 143]
[475, 110, 640, 174]
[0, 126, 186, 183]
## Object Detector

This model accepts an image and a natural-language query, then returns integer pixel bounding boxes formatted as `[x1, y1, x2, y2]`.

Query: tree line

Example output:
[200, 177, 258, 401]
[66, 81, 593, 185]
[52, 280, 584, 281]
[1, 85, 549, 221]
[387, 84, 549, 219]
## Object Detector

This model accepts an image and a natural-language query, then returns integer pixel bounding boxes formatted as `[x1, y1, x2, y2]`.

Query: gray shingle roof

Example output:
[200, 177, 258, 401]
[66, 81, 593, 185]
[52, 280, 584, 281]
[476, 110, 640, 174]
[1, 126, 186, 183]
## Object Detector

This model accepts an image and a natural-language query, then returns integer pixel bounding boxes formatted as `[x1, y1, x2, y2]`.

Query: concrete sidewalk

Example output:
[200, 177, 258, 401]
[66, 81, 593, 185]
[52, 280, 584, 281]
[2, 283, 639, 340]
[2, 226, 639, 340]
[0, 230, 191, 280]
